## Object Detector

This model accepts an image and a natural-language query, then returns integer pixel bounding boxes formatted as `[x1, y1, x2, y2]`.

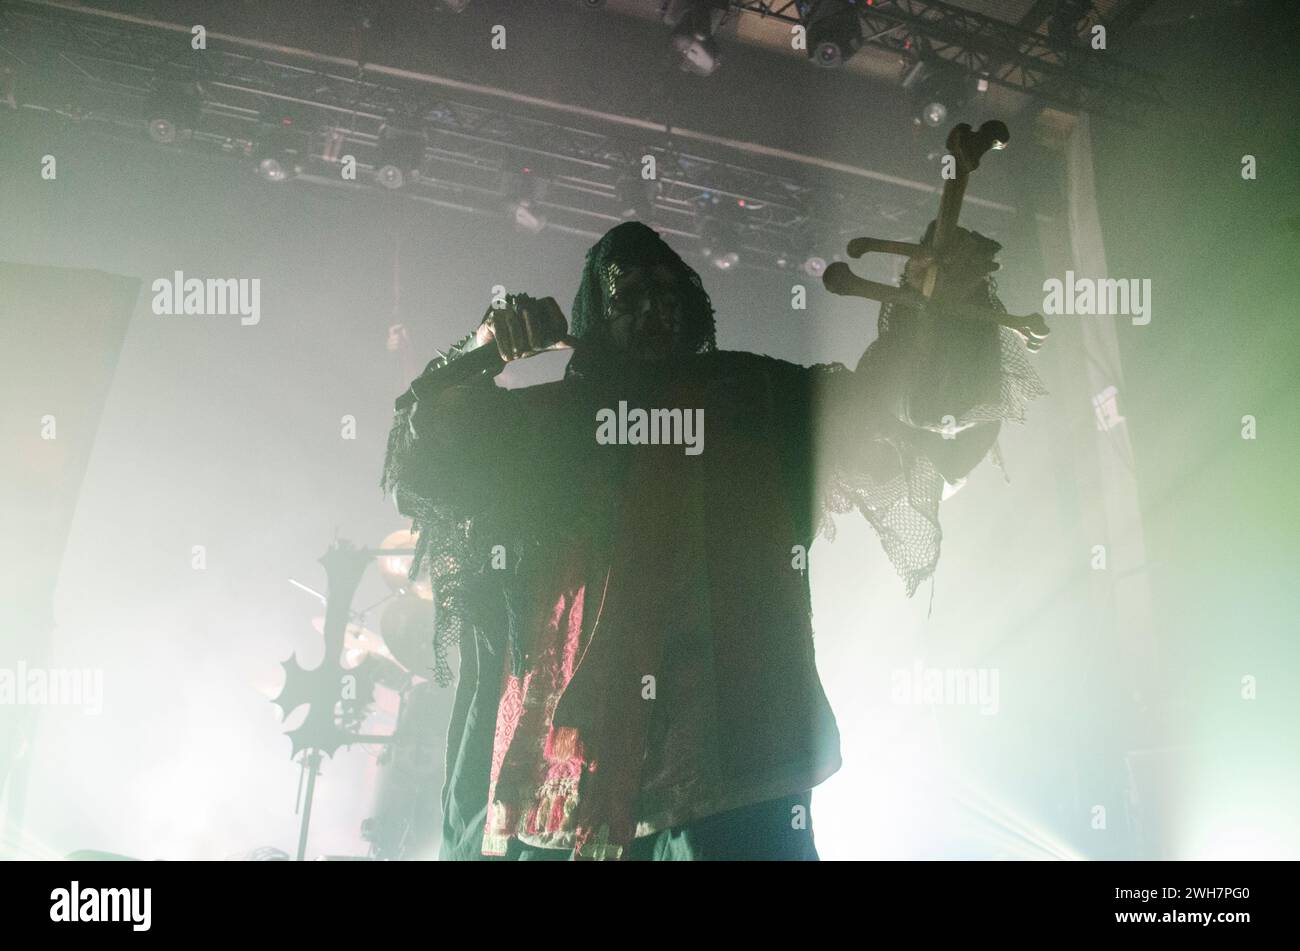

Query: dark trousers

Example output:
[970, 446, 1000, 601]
[503, 791, 819, 861]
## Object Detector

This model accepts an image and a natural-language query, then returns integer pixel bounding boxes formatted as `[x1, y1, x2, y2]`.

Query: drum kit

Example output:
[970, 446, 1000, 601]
[275, 529, 452, 860]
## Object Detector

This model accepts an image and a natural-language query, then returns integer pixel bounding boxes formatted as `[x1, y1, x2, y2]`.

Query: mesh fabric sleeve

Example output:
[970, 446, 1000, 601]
[776, 302, 1046, 597]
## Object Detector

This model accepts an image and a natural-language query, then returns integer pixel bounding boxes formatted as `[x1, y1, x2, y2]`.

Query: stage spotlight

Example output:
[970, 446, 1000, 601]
[509, 200, 547, 234]
[257, 154, 292, 183]
[145, 80, 203, 144]
[615, 174, 659, 220]
[778, 243, 826, 276]
[698, 216, 741, 271]
[902, 59, 971, 128]
[921, 100, 947, 128]
[253, 117, 309, 183]
[503, 167, 549, 233]
[804, 0, 863, 68]
[665, 0, 727, 77]
[374, 123, 427, 190]
[672, 30, 720, 77]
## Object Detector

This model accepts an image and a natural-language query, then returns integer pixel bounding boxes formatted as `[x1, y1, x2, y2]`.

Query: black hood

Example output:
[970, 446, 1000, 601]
[568, 221, 717, 355]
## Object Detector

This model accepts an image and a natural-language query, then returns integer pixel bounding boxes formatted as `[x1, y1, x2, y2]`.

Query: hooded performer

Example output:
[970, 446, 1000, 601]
[382, 221, 1046, 860]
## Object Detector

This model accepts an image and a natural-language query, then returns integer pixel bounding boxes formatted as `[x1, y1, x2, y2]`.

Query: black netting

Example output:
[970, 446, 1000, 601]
[382, 221, 1047, 674]
[382, 332, 488, 687]
[812, 225, 1047, 597]
[570, 221, 717, 355]
[382, 222, 718, 686]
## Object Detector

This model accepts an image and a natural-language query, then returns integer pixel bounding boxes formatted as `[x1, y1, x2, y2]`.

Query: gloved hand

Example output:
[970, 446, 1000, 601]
[474, 294, 571, 362]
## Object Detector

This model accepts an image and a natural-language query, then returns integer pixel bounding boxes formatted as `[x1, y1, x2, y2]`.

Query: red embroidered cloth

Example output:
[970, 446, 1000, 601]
[479, 374, 846, 860]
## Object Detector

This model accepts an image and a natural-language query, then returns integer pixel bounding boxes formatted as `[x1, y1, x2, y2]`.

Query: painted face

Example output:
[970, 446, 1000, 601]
[603, 264, 688, 362]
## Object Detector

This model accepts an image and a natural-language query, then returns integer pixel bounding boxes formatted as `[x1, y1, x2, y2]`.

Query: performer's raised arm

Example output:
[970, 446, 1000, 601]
[777, 223, 1048, 596]
[382, 294, 586, 522]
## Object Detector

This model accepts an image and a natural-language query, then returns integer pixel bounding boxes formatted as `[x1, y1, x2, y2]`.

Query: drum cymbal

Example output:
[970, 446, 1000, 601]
[377, 529, 432, 600]
[310, 617, 399, 667]
[379, 594, 438, 677]
[310, 616, 411, 691]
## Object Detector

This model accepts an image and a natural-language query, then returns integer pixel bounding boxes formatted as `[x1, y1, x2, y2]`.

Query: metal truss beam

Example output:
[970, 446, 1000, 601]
[0, 0, 1022, 274]
[733, 0, 1165, 125]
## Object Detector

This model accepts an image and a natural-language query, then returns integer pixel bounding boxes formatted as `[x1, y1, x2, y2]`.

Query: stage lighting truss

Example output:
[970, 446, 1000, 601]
[616, 174, 662, 221]
[901, 57, 978, 129]
[801, 0, 864, 69]
[374, 124, 428, 190]
[0, 0, 1026, 275]
[665, 0, 730, 77]
[773, 216, 831, 278]
[695, 192, 760, 271]
[252, 116, 312, 183]
[144, 80, 203, 145]
[732, 0, 1164, 126]
[698, 216, 743, 271]
[502, 165, 551, 233]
